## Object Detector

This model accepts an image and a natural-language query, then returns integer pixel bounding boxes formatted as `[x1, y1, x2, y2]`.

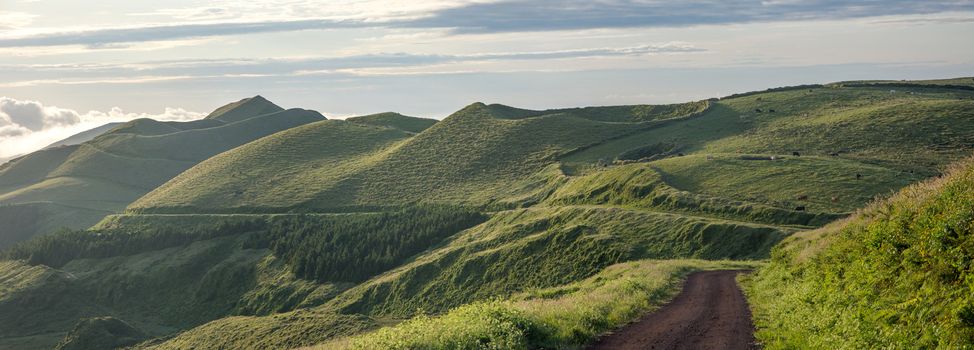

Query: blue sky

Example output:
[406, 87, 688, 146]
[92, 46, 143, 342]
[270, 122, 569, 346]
[0, 0, 973, 158]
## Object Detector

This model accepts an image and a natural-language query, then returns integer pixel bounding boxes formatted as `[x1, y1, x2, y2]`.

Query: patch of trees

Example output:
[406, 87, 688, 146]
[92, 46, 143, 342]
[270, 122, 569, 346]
[245, 206, 487, 283]
[1, 219, 267, 268]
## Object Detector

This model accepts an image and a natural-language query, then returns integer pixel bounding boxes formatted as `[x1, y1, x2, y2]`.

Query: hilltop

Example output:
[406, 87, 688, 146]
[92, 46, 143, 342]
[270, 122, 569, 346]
[43, 122, 124, 149]
[0, 96, 324, 248]
[0, 79, 972, 349]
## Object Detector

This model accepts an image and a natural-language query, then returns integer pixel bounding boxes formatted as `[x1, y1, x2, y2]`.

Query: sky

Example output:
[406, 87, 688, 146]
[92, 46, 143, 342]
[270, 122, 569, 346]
[1, 0, 973, 159]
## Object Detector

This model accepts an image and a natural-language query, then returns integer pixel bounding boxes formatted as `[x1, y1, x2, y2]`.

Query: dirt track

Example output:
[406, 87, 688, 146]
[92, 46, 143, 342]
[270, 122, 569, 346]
[588, 270, 758, 350]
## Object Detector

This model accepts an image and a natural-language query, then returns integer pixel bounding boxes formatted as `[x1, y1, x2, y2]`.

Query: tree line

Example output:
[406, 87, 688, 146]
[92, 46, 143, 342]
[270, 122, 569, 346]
[246, 206, 486, 282]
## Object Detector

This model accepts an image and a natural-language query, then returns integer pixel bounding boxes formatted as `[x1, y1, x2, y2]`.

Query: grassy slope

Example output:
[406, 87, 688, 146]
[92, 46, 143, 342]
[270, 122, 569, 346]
[88, 83, 974, 348]
[3, 80, 974, 349]
[131, 102, 705, 212]
[745, 157, 974, 349]
[313, 259, 759, 350]
[346, 112, 438, 133]
[0, 97, 323, 248]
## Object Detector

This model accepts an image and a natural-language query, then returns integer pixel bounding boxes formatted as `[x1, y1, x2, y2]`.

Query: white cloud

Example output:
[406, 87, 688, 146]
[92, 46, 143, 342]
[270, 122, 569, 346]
[0, 11, 36, 29]
[0, 97, 202, 159]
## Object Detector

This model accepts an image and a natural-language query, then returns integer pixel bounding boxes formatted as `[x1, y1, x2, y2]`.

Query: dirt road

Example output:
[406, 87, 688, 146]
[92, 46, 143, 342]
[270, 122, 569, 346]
[588, 270, 757, 350]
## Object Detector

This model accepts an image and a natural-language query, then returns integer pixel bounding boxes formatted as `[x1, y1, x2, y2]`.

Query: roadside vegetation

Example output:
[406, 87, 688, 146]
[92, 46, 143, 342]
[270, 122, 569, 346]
[314, 259, 759, 350]
[746, 157, 974, 349]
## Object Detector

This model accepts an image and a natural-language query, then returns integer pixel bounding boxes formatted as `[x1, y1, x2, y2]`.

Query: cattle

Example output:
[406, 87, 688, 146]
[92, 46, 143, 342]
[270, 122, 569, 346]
[795, 206, 806, 211]
[797, 195, 808, 201]
[856, 173, 862, 180]
[830, 152, 839, 156]
[769, 109, 776, 113]
[792, 151, 801, 157]
[755, 108, 763, 113]
[831, 196, 839, 202]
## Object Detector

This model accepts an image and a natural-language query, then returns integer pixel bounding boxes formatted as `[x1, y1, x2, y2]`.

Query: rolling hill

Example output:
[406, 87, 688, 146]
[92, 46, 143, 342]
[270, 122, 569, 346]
[43, 122, 123, 149]
[0, 78, 972, 349]
[0, 96, 324, 248]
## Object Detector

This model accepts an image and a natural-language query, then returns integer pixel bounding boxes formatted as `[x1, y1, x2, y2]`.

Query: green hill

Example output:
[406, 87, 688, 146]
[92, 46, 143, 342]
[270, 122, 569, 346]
[346, 112, 437, 133]
[745, 156, 974, 349]
[0, 96, 323, 248]
[0, 79, 973, 349]
[43, 123, 123, 149]
[129, 100, 710, 212]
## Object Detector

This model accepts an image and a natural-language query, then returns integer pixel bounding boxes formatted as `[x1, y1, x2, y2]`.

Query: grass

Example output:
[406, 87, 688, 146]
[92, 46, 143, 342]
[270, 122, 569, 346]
[4, 79, 974, 348]
[0, 98, 323, 247]
[347, 112, 438, 133]
[651, 154, 919, 213]
[311, 259, 759, 350]
[744, 157, 974, 349]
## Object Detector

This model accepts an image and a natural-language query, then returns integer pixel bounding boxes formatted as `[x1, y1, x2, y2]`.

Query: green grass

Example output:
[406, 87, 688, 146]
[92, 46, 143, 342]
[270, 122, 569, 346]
[651, 154, 919, 213]
[322, 205, 787, 318]
[744, 157, 974, 349]
[0, 98, 323, 247]
[347, 112, 438, 133]
[4, 79, 974, 349]
[313, 259, 758, 350]
[130, 102, 690, 212]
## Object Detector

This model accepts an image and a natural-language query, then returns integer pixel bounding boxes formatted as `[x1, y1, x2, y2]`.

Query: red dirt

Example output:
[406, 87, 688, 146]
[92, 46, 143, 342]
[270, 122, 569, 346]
[587, 270, 758, 350]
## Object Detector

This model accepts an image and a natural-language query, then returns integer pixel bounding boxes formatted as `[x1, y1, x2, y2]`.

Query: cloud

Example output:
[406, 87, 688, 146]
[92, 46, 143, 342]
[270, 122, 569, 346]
[0, 97, 80, 131]
[0, 19, 364, 48]
[0, 11, 36, 30]
[0, 97, 202, 158]
[1, 1, 972, 48]
[0, 42, 704, 86]
[410, 0, 974, 33]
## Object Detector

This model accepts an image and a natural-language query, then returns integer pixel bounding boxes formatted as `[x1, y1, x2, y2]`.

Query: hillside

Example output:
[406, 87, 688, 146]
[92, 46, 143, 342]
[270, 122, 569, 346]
[43, 123, 124, 149]
[0, 96, 324, 248]
[0, 79, 972, 349]
[745, 156, 974, 348]
[345, 112, 437, 133]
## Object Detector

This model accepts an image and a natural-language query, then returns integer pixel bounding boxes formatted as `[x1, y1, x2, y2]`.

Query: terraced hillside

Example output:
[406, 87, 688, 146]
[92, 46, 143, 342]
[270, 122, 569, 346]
[0, 96, 324, 248]
[0, 79, 972, 349]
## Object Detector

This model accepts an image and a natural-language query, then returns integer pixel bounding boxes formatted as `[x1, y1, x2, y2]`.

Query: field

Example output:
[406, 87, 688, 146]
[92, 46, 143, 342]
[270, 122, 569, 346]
[0, 79, 972, 349]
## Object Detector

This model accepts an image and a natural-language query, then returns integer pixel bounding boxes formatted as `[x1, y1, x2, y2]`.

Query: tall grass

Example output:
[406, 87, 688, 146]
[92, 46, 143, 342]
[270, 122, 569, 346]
[312, 259, 760, 350]
[745, 157, 974, 348]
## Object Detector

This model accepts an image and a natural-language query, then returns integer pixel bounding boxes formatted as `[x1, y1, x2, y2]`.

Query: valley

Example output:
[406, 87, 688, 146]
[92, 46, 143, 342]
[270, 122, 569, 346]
[1, 79, 973, 349]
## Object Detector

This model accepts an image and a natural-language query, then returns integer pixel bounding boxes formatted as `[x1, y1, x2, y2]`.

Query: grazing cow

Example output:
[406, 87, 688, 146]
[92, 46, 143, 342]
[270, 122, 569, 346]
[856, 173, 862, 180]
[795, 206, 806, 211]
[797, 195, 808, 201]
[792, 151, 801, 157]
[830, 152, 839, 156]
[831, 196, 839, 202]
[706, 155, 714, 160]
[755, 108, 763, 113]
[769, 109, 776, 113]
